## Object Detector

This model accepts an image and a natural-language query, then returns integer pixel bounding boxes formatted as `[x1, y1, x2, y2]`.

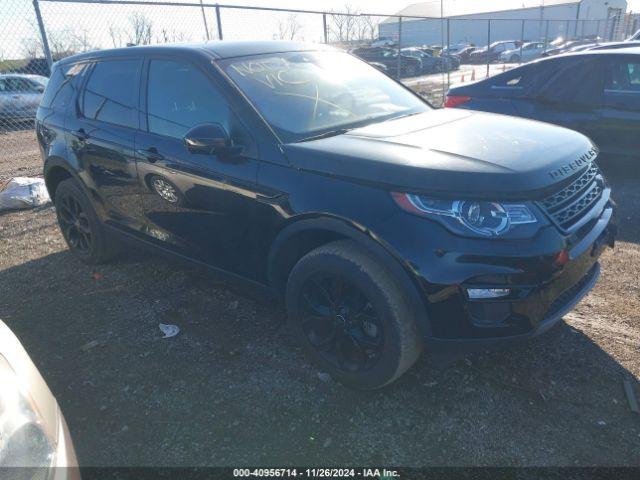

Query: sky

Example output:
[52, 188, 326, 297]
[2, 0, 638, 61]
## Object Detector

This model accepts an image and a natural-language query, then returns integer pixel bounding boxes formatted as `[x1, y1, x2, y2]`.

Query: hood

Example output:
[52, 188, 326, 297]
[283, 109, 597, 199]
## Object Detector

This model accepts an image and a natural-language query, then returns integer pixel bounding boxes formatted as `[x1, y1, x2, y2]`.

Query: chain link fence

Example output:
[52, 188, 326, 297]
[0, 0, 628, 170]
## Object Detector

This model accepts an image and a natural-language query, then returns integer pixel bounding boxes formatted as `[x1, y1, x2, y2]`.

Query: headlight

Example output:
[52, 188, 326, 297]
[0, 356, 55, 468]
[391, 192, 537, 237]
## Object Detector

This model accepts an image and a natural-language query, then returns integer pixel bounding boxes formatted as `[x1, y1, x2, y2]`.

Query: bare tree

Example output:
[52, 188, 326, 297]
[276, 14, 303, 41]
[48, 31, 76, 58]
[328, 5, 359, 44]
[70, 29, 94, 52]
[157, 29, 191, 44]
[127, 12, 153, 45]
[360, 15, 380, 41]
[22, 37, 43, 59]
[109, 26, 125, 48]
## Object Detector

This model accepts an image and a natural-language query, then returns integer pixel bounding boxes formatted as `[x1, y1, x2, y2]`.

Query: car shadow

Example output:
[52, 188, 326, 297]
[0, 249, 638, 467]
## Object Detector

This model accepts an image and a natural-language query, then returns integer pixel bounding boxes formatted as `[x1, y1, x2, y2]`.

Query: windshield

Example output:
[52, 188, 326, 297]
[220, 50, 430, 142]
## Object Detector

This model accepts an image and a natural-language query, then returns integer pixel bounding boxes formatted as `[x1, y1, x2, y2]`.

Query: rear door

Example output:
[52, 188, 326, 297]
[597, 55, 640, 157]
[67, 57, 146, 231]
[135, 56, 261, 276]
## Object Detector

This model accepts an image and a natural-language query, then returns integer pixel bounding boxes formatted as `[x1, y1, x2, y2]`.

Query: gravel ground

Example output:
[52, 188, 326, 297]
[0, 129, 639, 467]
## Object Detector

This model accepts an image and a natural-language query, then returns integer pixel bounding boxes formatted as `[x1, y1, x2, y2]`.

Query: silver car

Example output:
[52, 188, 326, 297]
[500, 42, 547, 63]
[0, 74, 48, 123]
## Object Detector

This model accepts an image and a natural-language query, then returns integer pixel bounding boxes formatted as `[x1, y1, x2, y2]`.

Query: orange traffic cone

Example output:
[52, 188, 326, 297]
[460, 73, 465, 82]
[470, 69, 475, 81]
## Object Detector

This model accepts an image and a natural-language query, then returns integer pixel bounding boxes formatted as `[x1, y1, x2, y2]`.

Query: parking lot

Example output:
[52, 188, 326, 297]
[0, 126, 639, 466]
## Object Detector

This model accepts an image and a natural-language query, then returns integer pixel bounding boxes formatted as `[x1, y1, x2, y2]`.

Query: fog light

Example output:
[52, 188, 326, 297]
[466, 288, 511, 299]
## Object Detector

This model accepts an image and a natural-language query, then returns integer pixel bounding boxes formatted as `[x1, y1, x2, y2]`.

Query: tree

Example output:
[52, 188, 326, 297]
[360, 15, 380, 41]
[157, 29, 191, 44]
[126, 12, 153, 45]
[108, 26, 125, 48]
[22, 37, 43, 60]
[276, 14, 303, 41]
[328, 4, 359, 44]
[70, 29, 94, 52]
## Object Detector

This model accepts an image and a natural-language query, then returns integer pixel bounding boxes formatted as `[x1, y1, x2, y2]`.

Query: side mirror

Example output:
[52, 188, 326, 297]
[184, 123, 233, 155]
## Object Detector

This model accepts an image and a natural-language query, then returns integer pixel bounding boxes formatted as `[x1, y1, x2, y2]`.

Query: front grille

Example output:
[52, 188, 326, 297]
[538, 162, 604, 231]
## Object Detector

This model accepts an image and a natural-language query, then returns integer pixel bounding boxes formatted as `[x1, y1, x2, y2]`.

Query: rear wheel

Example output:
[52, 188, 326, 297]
[286, 240, 423, 389]
[54, 178, 119, 264]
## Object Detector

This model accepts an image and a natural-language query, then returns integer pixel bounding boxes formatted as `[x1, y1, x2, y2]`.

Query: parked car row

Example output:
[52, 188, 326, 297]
[350, 45, 460, 78]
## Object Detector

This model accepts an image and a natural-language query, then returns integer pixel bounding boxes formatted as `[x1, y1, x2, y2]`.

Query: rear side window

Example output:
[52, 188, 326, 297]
[82, 59, 142, 129]
[146, 59, 232, 139]
[538, 58, 604, 105]
[41, 63, 85, 110]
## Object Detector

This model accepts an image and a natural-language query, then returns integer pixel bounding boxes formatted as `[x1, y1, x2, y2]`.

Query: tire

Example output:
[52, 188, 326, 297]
[285, 240, 423, 390]
[54, 178, 120, 265]
[510, 54, 521, 63]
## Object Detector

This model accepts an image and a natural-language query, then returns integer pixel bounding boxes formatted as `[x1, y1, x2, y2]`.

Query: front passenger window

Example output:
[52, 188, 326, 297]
[147, 60, 233, 140]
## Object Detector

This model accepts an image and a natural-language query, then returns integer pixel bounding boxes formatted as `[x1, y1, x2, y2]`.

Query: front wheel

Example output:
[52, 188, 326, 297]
[510, 54, 521, 63]
[286, 240, 423, 389]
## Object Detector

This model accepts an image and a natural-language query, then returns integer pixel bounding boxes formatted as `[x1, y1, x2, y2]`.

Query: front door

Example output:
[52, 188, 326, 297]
[135, 57, 261, 278]
[597, 56, 640, 158]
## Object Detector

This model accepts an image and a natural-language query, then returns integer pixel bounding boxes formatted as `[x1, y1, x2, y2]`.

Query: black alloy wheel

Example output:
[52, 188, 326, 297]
[298, 273, 384, 373]
[57, 193, 92, 254]
[286, 240, 423, 389]
[54, 178, 119, 264]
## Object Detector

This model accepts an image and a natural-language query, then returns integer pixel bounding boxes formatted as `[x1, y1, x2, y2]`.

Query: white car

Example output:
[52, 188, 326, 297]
[500, 42, 547, 63]
[0, 320, 79, 475]
[0, 74, 48, 123]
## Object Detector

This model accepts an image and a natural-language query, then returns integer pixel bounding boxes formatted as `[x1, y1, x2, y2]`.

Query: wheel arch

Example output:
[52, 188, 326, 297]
[267, 215, 432, 337]
[43, 158, 77, 204]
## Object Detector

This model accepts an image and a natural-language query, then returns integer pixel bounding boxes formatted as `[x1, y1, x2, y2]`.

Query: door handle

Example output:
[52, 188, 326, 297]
[137, 147, 164, 163]
[72, 128, 89, 141]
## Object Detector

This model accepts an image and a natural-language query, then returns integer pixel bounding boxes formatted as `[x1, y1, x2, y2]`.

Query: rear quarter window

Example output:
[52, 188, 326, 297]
[40, 63, 86, 110]
[488, 66, 533, 91]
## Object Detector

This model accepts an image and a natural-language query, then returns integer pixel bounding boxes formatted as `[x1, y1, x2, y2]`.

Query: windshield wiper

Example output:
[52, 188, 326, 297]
[298, 128, 351, 142]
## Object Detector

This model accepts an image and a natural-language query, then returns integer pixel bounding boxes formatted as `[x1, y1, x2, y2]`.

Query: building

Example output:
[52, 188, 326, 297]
[379, 0, 628, 47]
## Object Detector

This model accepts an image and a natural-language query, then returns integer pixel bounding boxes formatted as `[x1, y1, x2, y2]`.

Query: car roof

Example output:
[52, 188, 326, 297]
[58, 41, 334, 66]
[0, 73, 46, 80]
[561, 46, 640, 56]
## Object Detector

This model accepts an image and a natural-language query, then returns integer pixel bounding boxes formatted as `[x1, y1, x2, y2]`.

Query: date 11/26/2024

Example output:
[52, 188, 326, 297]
[232, 468, 401, 478]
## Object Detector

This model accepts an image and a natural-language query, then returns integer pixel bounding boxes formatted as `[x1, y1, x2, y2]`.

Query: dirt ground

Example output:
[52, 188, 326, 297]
[0, 129, 639, 467]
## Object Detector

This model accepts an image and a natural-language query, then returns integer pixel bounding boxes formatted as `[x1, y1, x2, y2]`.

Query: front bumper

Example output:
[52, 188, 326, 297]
[375, 199, 616, 353]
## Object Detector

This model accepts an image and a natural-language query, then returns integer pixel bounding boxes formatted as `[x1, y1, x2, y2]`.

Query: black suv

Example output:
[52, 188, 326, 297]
[37, 42, 616, 389]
